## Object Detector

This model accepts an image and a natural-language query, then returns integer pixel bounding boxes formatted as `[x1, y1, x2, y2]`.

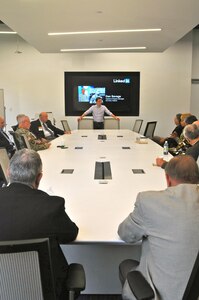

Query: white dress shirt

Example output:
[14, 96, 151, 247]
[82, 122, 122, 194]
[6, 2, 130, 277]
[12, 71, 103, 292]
[84, 105, 112, 122]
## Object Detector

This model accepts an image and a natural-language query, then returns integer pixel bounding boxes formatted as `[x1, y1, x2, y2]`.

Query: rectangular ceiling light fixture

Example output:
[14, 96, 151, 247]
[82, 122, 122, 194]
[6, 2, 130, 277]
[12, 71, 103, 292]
[49, 28, 161, 36]
[0, 31, 17, 34]
[61, 46, 147, 52]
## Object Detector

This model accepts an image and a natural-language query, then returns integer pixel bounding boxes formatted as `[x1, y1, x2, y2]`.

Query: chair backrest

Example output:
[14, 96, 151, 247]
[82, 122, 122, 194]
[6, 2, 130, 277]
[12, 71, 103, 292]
[0, 238, 56, 300]
[0, 147, 10, 185]
[182, 250, 199, 300]
[21, 134, 31, 149]
[132, 119, 143, 133]
[78, 118, 93, 129]
[104, 118, 120, 129]
[11, 125, 18, 131]
[61, 120, 71, 132]
[9, 131, 21, 150]
[143, 121, 157, 138]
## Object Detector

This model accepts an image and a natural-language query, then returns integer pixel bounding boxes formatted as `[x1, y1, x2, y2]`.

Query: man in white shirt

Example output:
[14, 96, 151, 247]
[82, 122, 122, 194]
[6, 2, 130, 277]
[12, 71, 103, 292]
[78, 97, 120, 129]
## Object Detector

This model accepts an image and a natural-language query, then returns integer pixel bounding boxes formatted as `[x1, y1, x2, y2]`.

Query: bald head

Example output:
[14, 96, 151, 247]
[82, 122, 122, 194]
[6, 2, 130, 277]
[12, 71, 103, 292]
[183, 123, 199, 143]
[165, 155, 199, 185]
[39, 112, 48, 123]
[194, 120, 199, 127]
[0, 116, 5, 129]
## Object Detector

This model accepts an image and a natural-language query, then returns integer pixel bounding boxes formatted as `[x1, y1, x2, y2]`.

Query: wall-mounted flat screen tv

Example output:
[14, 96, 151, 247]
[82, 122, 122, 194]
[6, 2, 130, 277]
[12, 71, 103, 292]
[64, 71, 140, 116]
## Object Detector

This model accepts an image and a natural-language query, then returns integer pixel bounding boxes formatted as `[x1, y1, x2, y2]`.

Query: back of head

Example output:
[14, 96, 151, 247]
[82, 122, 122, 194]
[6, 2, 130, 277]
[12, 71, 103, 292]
[183, 123, 199, 141]
[185, 115, 198, 125]
[165, 155, 199, 184]
[9, 149, 42, 186]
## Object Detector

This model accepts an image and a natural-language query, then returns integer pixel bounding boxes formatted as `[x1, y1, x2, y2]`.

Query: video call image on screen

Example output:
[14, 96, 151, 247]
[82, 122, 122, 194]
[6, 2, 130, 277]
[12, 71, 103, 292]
[65, 72, 140, 116]
[78, 86, 106, 103]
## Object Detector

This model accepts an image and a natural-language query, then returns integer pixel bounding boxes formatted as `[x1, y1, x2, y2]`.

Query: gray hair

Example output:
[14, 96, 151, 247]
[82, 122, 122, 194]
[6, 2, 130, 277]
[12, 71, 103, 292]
[16, 114, 25, 123]
[183, 123, 199, 140]
[18, 115, 29, 125]
[9, 149, 42, 186]
[165, 155, 199, 184]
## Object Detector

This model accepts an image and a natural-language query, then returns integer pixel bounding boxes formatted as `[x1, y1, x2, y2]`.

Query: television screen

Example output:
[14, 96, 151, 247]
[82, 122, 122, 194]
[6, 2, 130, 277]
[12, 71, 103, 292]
[64, 72, 140, 116]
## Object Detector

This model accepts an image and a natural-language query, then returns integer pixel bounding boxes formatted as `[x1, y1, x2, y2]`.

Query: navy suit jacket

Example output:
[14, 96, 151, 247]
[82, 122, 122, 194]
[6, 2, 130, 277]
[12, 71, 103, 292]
[0, 130, 15, 155]
[0, 183, 79, 299]
[30, 119, 64, 139]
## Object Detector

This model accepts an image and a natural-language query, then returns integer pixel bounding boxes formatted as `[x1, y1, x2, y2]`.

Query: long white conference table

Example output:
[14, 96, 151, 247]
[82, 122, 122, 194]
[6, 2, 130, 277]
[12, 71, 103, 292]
[38, 130, 172, 294]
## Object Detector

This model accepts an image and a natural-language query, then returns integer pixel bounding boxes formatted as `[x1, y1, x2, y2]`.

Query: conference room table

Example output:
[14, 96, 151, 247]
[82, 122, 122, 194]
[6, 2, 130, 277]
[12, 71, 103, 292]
[38, 129, 172, 294]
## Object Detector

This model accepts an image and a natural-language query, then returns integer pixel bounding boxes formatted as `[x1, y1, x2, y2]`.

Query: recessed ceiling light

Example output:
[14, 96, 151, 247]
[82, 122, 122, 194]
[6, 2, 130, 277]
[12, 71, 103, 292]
[60, 46, 146, 52]
[48, 28, 161, 36]
[0, 31, 17, 34]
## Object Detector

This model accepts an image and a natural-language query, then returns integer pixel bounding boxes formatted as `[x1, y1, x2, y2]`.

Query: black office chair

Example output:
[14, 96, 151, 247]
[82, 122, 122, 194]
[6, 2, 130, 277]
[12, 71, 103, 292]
[11, 124, 18, 131]
[0, 237, 86, 300]
[61, 120, 71, 132]
[21, 134, 31, 149]
[143, 121, 157, 139]
[119, 250, 199, 300]
[9, 131, 29, 150]
[9, 131, 21, 150]
[132, 119, 143, 133]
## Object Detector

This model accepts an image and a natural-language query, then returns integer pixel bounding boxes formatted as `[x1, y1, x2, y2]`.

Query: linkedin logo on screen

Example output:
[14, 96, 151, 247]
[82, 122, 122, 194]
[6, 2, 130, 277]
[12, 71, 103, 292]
[113, 78, 131, 84]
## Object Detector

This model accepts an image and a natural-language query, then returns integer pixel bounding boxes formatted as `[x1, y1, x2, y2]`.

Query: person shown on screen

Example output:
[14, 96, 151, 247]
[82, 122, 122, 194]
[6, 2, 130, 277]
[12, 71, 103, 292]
[78, 97, 120, 129]
[0, 149, 79, 299]
[89, 90, 100, 103]
[118, 155, 199, 300]
[79, 87, 88, 102]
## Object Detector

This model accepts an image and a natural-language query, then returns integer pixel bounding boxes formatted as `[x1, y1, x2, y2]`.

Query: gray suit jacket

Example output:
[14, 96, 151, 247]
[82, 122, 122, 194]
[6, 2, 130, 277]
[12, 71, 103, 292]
[118, 184, 199, 300]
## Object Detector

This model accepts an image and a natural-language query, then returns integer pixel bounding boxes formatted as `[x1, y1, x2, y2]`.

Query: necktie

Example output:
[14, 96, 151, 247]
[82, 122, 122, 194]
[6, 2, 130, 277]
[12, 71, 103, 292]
[43, 123, 54, 139]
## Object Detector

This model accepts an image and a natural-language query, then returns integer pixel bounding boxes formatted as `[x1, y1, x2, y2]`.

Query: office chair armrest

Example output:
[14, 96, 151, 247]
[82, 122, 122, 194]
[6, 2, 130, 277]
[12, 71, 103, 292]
[127, 271, 154, 300]
[66, 263, 86, 292]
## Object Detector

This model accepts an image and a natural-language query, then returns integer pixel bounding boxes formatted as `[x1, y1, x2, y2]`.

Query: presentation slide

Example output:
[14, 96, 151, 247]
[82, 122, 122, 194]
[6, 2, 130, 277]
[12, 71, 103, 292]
[65, 72, 140, 116]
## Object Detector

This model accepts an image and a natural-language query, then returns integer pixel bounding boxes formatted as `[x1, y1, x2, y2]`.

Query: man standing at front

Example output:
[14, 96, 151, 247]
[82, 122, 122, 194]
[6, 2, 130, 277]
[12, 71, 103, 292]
[78, 97, 120, 129]
[118, 155, 199, 300]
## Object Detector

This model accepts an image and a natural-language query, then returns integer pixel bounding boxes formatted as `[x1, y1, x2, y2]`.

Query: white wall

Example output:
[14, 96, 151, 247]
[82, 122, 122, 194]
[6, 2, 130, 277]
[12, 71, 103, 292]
[0, 32, 193, 135]
[191, 29, 199, 114]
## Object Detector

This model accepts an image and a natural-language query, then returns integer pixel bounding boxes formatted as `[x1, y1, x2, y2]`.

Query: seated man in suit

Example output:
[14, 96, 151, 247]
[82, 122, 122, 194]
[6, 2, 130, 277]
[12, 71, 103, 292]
[15, 115, 50, 151]
[0, 149, 79, 299]
[30, 112, 67, 140]
[0, 115, 15, 157]
[118, 155, 199, 300]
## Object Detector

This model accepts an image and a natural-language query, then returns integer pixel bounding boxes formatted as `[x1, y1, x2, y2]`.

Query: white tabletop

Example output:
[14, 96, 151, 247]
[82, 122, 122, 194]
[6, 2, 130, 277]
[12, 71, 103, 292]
[38, 130, 172, 244]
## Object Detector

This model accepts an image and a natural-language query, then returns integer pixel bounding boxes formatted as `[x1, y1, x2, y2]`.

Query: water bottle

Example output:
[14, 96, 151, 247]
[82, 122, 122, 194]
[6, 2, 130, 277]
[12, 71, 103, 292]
[163, 140, 169, 155]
